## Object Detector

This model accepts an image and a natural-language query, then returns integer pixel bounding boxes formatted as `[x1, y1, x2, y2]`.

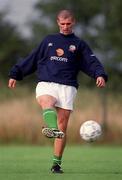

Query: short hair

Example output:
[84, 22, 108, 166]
[57, 9, 75, 20]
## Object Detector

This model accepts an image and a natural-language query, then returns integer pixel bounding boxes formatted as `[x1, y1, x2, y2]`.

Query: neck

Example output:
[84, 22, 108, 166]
[60, 31, 73, 35]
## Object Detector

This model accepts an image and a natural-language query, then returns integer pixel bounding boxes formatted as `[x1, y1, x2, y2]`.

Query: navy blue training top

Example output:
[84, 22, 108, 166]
[9, 33, 108, 88]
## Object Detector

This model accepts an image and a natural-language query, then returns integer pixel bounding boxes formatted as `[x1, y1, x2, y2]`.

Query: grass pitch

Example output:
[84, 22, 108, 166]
[0, 145, 122, 180]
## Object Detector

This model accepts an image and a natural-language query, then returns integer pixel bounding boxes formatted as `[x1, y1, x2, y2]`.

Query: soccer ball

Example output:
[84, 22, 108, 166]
[79, 120, 102, 142]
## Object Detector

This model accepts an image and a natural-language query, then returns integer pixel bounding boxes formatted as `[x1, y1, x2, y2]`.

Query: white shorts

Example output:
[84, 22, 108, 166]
[36, 82, 77, 110]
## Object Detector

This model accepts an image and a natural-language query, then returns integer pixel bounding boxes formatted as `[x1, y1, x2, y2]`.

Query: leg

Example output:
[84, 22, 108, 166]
[51, 107, 71, 173]
[54, 107, 71, 158]
[36, 95, 64, 138]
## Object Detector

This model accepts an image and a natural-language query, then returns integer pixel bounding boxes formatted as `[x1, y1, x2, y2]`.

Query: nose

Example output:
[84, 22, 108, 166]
[64, 24, 68, 29]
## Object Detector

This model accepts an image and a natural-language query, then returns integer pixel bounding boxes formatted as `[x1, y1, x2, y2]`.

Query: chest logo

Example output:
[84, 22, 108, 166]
[69, 45, 76, 52]
[56, 48, 64, 56]
[48, 43, 53, 46]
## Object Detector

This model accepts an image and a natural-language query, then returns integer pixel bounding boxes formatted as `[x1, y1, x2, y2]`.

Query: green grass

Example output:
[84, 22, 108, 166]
[0, 146, 122, 180]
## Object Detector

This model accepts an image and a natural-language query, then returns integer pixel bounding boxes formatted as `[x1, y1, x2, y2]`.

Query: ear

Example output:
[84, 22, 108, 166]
[57, 19, 60, 25]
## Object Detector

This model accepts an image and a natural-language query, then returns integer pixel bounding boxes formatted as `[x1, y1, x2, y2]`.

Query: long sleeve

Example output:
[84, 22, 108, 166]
[9, 40, 46, 80]
[78, 41, 108, 82]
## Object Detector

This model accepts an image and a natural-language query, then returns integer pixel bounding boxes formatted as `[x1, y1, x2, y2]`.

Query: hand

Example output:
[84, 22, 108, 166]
[8, 79, 17, 88]
[96, 76, 105, 88]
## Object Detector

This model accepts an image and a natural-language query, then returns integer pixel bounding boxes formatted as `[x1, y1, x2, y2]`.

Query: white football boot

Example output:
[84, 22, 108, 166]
[42, 127, 64, 138]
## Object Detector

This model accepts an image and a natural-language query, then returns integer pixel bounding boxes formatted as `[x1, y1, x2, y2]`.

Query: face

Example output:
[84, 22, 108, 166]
[57, 17, 75, 35]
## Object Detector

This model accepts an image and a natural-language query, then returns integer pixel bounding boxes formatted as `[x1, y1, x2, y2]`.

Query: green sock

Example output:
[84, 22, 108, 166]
[53, 155, 62, 165]
[42, 108, 58, 129]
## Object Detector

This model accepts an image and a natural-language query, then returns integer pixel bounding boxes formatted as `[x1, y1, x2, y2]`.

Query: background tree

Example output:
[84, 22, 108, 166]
[0, 12, 30, 80]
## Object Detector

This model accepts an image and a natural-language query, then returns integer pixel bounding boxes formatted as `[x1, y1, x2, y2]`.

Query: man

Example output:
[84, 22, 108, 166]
[8, 9, 108, 173]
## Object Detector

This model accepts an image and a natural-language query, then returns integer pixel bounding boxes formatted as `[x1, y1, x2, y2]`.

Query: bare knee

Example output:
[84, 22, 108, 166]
[37, 95, 57, 109]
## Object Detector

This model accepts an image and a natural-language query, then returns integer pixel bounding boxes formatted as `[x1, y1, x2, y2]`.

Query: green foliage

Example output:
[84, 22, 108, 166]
[0, 12, 31, 79]
[106, 0, 122, 48]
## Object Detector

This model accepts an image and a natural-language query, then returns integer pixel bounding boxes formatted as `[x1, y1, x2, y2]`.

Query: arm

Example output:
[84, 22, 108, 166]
[9, 38, 47, 81]
[9, 46, 40, 81]
[8, 44, 42, 89]
[79, 41, 108, 85]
